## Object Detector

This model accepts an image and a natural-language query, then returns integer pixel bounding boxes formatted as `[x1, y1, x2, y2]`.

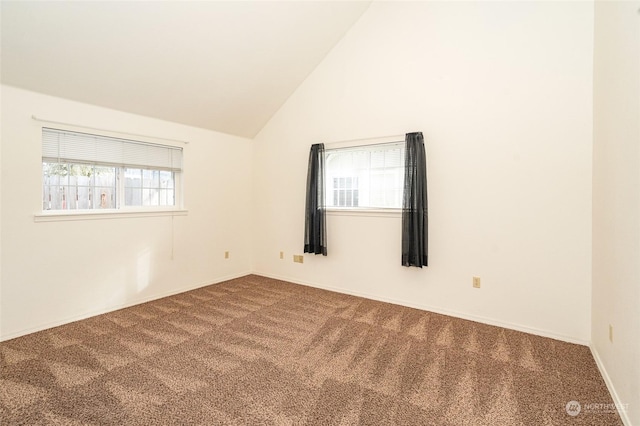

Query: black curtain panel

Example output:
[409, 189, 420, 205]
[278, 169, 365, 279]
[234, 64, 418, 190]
[304, 143, 327, 256]
[402, 132, 428, 267]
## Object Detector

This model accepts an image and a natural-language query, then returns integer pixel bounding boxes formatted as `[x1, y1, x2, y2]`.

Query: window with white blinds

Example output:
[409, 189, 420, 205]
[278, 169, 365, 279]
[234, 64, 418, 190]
[42, 127, 183, 212]
[42, 128, 182, 171]
[325, 141, 405, 209]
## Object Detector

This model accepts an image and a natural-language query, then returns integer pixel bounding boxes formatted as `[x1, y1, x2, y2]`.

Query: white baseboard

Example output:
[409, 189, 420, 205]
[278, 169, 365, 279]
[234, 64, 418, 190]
[252, 270, 590, 346]
[0, 270, 251, 342]
[2, 268, 589, 347]
[590, 344, 633, 426]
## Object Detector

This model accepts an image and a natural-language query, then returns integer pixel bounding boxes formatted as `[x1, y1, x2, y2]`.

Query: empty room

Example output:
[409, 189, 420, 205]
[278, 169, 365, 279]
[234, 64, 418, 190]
[1, 1, 638, 425]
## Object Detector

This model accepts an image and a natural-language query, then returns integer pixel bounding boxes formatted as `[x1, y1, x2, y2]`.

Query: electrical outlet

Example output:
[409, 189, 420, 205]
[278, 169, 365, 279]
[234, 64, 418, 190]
[279, 251, 284, 260]
[609, 324, 613, 343]
[293, 255, 304, 264]
[224, 251, 230, 259]
[473, 276, 481, 288]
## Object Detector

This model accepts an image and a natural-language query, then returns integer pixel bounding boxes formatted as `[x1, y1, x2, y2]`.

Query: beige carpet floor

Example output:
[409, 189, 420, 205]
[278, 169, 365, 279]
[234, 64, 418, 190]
[0, 275, 623, 425]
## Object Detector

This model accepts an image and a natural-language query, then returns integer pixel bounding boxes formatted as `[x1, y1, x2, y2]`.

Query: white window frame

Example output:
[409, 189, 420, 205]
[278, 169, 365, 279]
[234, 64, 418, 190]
[35, 123, 188, 222]
[324, 135, 405, 217]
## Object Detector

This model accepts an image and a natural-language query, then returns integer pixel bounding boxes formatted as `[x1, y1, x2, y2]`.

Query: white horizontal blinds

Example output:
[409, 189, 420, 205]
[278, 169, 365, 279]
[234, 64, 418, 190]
[369, 142, 403, 168]
[42, 127, 183, 171]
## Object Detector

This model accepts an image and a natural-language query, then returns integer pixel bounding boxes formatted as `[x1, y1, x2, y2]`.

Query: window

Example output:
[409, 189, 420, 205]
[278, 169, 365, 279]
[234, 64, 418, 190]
[325, 141, 405, 209]
[42, 127, 182, 212]
[332, 177, 359, 207]
[123, 168, 175, 207]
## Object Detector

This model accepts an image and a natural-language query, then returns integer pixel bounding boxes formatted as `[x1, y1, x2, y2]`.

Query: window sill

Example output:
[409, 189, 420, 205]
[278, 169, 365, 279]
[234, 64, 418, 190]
[34, 208, 188, 222]
[326, 208, 401, 218]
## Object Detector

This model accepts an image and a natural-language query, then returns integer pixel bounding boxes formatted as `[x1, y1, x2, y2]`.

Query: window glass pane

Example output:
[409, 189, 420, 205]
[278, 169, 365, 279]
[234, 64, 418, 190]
[124, 168, 142, 207]
[159, 189, 174, 206]
[95, 188, 115, 209]
[124, 167, 174, 207]
[143, 188, 159, 206]
[325, 142, 404, 209]
[66, 187, 79, 210]
[46, 186, 61, 210]
[125, 168, 142, 187]
[77, 186, 90, 209]
[143, 169, 159, 187]
[95, 166, 115, 182]
[68, 165, 80, 186]
[125, 187, 142, 206]
[42, 162, 116, 210]
[57, 166, 69, 186]
[160, 170, 174, 189]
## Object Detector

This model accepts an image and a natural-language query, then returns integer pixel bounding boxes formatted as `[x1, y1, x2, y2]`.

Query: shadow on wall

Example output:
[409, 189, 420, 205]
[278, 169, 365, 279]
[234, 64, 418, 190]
[102, 246, 155, 309]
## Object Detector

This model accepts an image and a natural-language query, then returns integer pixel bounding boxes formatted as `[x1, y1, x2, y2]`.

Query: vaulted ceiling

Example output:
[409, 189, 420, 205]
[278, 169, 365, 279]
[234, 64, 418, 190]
[1, 1, 370, 138]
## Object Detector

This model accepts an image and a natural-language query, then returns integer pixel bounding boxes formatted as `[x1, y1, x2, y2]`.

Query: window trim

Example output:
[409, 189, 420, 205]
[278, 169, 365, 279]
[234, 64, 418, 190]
[36, 122, 186, 219]
[326, 207, 401, 218]
[34, 208, 189, 222]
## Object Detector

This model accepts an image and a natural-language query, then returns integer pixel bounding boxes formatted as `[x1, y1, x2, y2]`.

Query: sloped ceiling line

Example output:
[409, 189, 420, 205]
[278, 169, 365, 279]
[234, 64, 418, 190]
[1, 1, 371, 138]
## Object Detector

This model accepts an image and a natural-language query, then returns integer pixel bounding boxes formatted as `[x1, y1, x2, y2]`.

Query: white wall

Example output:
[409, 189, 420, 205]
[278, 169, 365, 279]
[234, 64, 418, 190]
[253, 1, 594, 342]
[592, 2, 640, 425]
[0, 85, 253, 340]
